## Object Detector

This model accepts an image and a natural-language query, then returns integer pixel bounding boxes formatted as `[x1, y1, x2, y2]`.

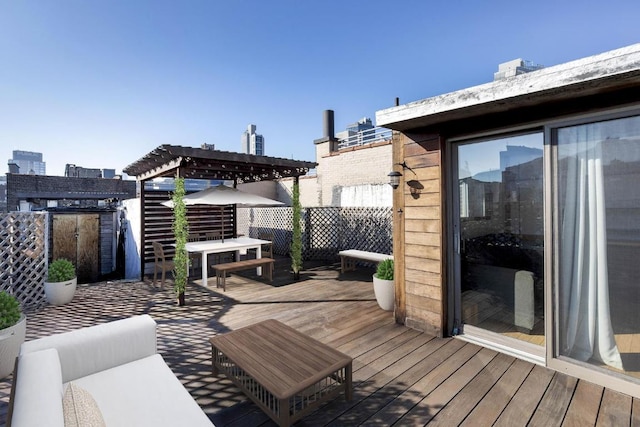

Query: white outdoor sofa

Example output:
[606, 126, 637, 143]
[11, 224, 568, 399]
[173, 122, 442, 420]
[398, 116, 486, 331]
[9, 314, 214, 427]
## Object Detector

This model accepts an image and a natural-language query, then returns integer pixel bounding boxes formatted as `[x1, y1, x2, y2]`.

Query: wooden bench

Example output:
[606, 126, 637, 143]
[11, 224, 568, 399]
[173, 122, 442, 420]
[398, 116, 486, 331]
[213, 258, 275, 291]
[338, 250, 393, 274]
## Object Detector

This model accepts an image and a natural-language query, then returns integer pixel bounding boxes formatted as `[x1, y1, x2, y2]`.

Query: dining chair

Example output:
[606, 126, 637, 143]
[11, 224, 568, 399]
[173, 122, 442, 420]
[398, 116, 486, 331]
[206, 231, 234, 274]
[187, 234, 201, 277]
[152, 242, 175, 289]
[248, 231, 274, 259]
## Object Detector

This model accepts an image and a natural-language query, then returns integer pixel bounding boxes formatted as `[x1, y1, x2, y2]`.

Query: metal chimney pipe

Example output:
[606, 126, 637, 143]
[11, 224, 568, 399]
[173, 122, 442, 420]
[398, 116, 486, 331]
[323, 110, 335, 139]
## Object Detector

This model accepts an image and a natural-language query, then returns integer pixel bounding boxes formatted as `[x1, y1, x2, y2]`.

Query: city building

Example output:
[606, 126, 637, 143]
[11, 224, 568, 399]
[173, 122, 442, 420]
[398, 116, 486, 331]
[65, 164, 102, 178]
[65, 164, 117, 179]
[241, 124, 265, 155]
[8, 150, 46, 175]
[493, 58, 544, 80]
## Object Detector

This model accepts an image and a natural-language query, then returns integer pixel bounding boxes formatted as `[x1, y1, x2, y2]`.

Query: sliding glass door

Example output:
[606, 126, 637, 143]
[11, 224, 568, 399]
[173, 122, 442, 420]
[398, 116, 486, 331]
[453, 133, 545, 348]
[554, 115, 640, 379]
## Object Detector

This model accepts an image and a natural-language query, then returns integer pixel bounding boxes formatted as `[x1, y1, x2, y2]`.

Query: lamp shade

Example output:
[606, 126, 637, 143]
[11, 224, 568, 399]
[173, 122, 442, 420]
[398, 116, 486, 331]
[388, 171, 402, 189]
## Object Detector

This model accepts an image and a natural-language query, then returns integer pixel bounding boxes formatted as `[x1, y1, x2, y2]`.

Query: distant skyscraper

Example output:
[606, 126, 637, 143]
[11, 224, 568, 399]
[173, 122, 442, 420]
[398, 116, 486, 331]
[9, 150, 46, 175]
[241, 124, 265, 155]
[494, 59, 544, 81]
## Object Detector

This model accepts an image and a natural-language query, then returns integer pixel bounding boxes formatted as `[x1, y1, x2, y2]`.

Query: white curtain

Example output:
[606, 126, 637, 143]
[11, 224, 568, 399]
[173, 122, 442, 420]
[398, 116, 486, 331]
[559, 126, 623, 370]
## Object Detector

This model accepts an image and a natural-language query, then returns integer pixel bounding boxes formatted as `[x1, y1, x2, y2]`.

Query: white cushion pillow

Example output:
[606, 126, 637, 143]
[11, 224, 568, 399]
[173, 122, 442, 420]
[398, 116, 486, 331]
[62, 382, 106, 427]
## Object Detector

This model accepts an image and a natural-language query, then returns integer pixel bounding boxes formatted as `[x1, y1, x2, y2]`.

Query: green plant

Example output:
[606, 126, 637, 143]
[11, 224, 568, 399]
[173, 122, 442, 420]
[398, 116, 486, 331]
[172, 176, 189, 303]
[290, 180, 303, 277]
[0, 291, 21, 330]
[48, 258, 76, 282]
[375, 259, 394, 281]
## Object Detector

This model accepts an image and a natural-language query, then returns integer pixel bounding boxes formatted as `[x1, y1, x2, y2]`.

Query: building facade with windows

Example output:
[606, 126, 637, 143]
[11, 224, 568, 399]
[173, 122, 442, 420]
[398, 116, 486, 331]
[9, 150, 46, 175]
[241, 124, 265, 155]
[376, 43, 640, 398]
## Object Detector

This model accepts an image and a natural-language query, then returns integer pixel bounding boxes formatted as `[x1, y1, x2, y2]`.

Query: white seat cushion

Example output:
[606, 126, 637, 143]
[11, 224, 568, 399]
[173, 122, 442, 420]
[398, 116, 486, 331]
[71, 354, 213, 427]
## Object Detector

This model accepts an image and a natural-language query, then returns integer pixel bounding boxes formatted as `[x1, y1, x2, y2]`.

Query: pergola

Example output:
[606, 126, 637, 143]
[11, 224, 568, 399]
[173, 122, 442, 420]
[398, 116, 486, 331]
[123, 144, 317, 274]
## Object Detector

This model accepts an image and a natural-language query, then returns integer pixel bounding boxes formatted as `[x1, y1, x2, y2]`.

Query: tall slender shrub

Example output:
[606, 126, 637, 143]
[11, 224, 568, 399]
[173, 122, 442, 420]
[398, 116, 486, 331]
[172, 176, 189, 304]
[291, 181, 302, 278]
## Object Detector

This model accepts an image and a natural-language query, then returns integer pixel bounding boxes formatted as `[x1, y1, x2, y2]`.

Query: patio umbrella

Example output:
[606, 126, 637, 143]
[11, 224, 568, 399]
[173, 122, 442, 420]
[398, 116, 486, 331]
[161, 184, 284, 240]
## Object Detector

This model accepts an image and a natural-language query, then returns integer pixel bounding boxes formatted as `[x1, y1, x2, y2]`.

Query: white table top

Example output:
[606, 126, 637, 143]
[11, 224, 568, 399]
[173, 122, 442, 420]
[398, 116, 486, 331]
[185, 236, 270, 254]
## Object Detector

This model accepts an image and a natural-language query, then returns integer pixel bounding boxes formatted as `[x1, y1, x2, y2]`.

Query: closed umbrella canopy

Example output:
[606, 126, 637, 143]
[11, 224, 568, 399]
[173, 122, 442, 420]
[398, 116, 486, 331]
[161, 184, 284, 208]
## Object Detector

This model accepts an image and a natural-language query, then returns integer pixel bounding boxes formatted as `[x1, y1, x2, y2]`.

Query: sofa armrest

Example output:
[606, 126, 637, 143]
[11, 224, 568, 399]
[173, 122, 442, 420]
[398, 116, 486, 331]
[10, 348, 65, 427]
[20, 314, 157, 383]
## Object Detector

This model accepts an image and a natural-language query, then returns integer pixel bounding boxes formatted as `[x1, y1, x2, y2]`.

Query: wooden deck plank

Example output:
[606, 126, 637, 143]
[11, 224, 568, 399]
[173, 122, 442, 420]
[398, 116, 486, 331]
[428, 352, 515, 426]
[596, 388, 633, 427]
[459, 358, 534, 426]
[493, 365, 555, 426]
[2, 262, 638, 427]
[529, 372, 578, 426]
[306, 336, 454, 426]
[324, 338, 461, 426]
[632, 398, 640, 427]
[397, 347, 498, 425]
[367, 342, 482, 426]
[562, 380, 604, 427]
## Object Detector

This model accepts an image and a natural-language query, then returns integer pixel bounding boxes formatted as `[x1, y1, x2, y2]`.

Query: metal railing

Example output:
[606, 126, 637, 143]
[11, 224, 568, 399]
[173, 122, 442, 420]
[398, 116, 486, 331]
[337, 127, 392, 149]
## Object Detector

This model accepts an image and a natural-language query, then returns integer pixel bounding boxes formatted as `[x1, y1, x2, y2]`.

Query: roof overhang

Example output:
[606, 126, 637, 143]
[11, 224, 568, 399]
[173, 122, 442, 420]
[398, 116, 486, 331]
[123, 145, 317, 183]
[376, 43, 640, 131]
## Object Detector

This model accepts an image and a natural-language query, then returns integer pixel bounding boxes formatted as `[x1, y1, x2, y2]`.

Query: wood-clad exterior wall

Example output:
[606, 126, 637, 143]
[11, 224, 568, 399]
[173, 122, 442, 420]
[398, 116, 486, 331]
[393, 131, 446, 337]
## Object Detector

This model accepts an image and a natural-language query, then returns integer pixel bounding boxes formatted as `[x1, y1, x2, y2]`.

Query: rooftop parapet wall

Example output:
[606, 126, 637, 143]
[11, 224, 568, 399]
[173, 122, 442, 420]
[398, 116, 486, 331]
[377, 43, 640, 131]
[7, 174, 136, 211]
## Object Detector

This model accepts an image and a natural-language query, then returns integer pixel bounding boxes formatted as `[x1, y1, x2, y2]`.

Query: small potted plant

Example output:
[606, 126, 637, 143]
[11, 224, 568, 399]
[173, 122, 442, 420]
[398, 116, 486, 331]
[0, 291, 26, 378]
[44, 258, 77, 305]
[373, 258, 394, 311]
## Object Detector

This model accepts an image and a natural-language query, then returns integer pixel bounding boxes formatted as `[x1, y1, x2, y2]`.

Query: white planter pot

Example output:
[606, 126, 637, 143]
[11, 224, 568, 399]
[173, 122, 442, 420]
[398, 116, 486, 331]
[373, 275, 394, 311]
[44, 277, 77, 305]
[0, 314, 26, 378]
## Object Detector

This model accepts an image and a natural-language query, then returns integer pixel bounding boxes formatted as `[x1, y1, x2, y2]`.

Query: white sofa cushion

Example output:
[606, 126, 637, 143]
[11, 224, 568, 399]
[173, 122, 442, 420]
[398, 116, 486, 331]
[20, 314, 157, 383]
[11, 348, 65, 427]
[62, 382, 106, 427]
[72, 354, 213, 427]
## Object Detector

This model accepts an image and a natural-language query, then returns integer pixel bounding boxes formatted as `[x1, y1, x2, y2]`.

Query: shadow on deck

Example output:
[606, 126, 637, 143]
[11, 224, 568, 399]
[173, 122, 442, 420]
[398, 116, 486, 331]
[1, 257, 637, 426]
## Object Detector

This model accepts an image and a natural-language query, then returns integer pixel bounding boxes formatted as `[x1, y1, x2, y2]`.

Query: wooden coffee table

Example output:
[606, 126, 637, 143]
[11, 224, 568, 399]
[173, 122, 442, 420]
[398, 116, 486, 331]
[210, 319, 352, 426]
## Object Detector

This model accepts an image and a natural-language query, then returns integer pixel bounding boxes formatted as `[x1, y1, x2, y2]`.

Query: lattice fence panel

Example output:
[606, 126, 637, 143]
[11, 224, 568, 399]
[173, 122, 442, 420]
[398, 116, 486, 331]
[238, 207, 300, 257]
[0, 212, 48, 308]
[238, 207, 392, 261]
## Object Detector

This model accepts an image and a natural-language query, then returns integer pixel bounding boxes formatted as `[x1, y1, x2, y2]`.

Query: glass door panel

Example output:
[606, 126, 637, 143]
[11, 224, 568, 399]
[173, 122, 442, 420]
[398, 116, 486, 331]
[456, 133, 544, 345]
[555, 115, 640, 379]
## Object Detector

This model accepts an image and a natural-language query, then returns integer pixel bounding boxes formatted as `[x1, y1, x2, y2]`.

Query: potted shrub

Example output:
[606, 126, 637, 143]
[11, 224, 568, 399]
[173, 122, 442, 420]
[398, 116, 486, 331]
[0, 291, 26, 378]
[373, 258, 394, 311]
[44, 258, 77, 305]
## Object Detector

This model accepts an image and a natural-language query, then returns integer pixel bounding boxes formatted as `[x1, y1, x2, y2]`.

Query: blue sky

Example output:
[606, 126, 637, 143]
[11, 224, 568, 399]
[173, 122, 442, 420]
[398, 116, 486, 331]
[1, 1, 639, 177]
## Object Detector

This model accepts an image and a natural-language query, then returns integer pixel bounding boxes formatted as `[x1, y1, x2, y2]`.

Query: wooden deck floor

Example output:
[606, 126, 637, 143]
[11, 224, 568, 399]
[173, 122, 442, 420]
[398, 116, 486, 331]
[1, 258, 638, 426]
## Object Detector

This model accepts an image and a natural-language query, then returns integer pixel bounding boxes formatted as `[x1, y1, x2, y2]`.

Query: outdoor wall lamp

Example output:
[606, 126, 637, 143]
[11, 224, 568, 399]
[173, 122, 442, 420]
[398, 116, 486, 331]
[388, 161, 413, 189]
[388, 170, 402, 189]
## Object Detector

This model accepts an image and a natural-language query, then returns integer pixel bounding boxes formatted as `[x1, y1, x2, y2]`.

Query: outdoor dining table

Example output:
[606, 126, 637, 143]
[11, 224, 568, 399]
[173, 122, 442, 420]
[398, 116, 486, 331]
[185, 236, 270, 286]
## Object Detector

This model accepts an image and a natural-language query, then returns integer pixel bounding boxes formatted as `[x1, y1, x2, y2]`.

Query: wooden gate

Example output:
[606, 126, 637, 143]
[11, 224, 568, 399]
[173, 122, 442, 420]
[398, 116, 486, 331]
[52, 214, 100, 283]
